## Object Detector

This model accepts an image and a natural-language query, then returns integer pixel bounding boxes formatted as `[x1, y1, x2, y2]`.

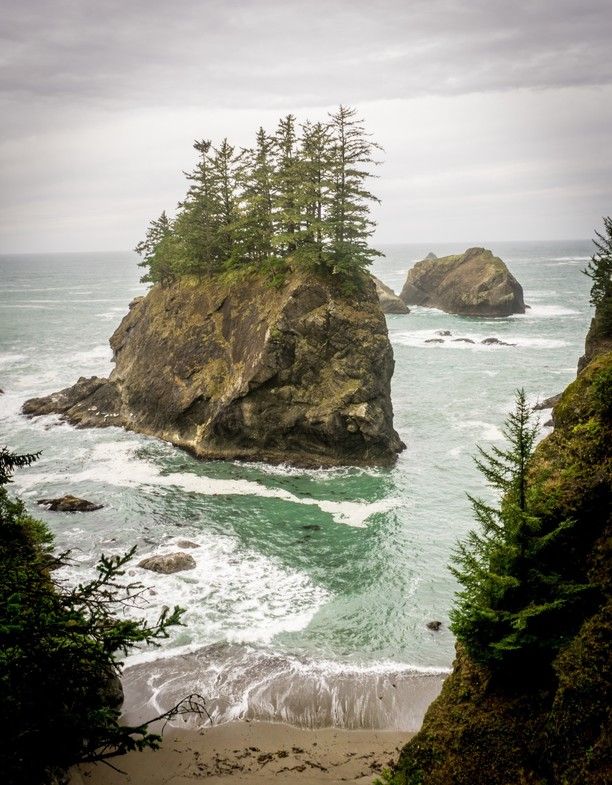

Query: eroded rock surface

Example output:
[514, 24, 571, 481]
[372, 275, 410, 314]
[23, 271, 404, 467]
[399, 248, 525, 317]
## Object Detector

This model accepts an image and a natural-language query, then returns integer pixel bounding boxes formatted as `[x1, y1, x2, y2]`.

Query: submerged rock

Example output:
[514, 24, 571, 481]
[37, 495, 103, 512]
[481, 337, 516, 346]
[372, 275, 410, 314]
[138, 552, 196, 573]
[427, 620, 442, 631]
[452, 338, 475, 344]
[175, 539, 200, 549]
[425, 338, 444, 344]
[23, 270, 404, 468]
[399, 248, 525, 317]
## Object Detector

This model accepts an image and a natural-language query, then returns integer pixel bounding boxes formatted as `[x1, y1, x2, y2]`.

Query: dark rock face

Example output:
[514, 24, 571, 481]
[37, 495, 103, 512]
[138, 552, 196, 573]
[399, 248, 525, 317]
[372, 275, 410, 314]
[23, 271, 404, 468]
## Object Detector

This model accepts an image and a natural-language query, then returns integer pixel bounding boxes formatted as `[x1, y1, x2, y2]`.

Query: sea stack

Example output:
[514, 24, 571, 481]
[23, 270, 405, 468]
[400, 247, 525, 317]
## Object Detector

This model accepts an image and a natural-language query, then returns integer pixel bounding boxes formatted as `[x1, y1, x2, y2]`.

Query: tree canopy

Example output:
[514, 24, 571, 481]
[136, 106, 382, 284]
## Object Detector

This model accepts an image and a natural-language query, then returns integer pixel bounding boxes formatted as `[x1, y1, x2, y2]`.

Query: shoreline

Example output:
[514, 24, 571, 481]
[119, 645, 446, 731]
[72, 720, 411, 784]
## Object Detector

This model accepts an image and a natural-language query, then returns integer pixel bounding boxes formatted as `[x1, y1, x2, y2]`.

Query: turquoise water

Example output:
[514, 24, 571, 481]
[0, 242, 593, 724]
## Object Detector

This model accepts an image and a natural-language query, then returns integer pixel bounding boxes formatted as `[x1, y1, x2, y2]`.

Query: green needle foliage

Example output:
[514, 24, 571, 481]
[135, 105, 382, 285]
[584, 215, 612, 336]
[450, 390, 594, 669]
[0, 447, 203, 785]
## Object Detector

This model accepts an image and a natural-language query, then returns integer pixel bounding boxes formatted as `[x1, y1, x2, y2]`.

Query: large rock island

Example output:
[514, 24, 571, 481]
[400, 247, 525, 317]
[23, 270, 405, 467]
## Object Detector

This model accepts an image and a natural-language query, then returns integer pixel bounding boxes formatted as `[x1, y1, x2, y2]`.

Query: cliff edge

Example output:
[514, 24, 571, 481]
[23, 271, 405, 468]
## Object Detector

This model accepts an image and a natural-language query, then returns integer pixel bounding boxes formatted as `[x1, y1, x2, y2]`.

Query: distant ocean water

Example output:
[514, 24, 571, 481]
[0, 241, 593, 729]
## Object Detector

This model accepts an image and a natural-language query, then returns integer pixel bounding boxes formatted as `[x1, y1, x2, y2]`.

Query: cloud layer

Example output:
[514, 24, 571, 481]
[1, 0, 611, 251]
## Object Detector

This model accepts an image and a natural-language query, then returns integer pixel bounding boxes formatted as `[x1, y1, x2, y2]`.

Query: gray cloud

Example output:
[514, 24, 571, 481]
[2, 0, 612, 111]
[1, 1, 611, 251]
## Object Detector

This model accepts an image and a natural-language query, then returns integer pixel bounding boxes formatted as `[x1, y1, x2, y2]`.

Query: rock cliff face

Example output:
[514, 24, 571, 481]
[387, 312, 611, 784]
[372, 275, 410, 314]
[399, 247, 525, 317]
[23, 271, 404, 467]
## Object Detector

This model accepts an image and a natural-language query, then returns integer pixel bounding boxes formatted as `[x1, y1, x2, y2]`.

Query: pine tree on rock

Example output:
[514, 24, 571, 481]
[271, 114, 303, 257]
[135, 106, 383, 283]
[584, 215, 612, 335]
[296, 120, 334, 269]
[134, 211, 175, 285]
[327, 106, 382, 275]
[234, 127, 275, 266]
[176, 139, 224, 274]
[210, 139, 243, 268]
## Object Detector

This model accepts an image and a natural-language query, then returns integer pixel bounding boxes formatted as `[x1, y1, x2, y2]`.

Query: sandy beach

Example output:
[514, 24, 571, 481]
[71, 721, 409, 784]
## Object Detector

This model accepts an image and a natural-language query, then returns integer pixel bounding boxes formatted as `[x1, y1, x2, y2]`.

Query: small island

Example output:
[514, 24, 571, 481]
[400, 247, 525, 317]
[23, 109, 405, 467]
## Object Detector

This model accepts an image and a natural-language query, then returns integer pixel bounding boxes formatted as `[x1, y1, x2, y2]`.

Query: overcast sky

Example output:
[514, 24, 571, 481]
[2, 0, 611, 252]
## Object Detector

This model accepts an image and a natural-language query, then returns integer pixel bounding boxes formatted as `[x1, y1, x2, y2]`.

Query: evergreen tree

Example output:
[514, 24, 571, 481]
[134, 211, 175, 285]
[271, 114, 302, 256]
[584, 216, 612, 335]
[296, 120, 334, 269]
[177, 139, 224, 274]
[135, 107, 384, 283]
[450, 390, 592, 667]
[327, 105, 382, 275]
[234, 127, 275, 266]
[210, 138, 243, 268]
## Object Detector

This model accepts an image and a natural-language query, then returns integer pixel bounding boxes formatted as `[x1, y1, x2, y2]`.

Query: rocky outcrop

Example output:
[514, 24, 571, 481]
[534, 392, 563, 411]
[23, 270, 404, 468]
[399, 247, 525, 317]
[388, 308, 611, 784]
[372, 275, 410, 314]
[138, 552, 196, 573]
[37, 495, 103, 512]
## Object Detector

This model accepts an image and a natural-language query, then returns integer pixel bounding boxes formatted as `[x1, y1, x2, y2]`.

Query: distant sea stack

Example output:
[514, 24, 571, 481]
[400, 248, 525, 317]
[372, 275, 410, 314]
[23, 271, 405, 468]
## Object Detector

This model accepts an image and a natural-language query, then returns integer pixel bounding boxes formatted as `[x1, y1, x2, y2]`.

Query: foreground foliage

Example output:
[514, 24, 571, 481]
[450, 390, 594, 667]
[0, 448, 195, 784]
[136, 106, 382, 284]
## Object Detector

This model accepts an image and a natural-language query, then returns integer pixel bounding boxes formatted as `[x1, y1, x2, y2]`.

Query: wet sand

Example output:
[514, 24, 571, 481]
[72, 721, 410, 784]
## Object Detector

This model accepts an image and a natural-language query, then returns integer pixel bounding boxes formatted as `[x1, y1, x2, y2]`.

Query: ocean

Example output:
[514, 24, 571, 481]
[0, 240, 593, 729]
